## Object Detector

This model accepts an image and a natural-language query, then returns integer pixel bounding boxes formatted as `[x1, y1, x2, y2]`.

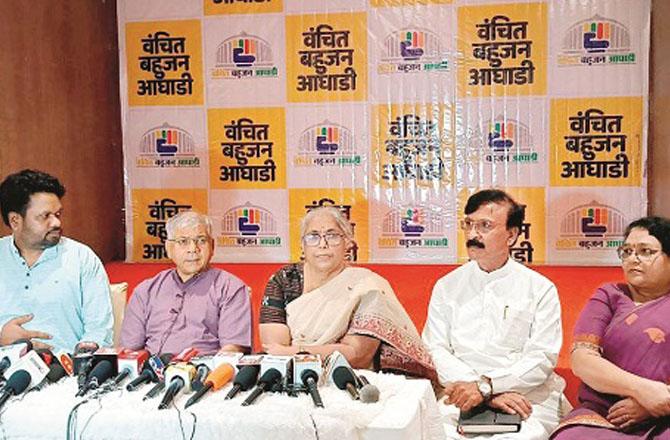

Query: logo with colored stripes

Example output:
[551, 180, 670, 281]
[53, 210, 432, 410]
[212, 32, 278, 79]
[379, 206, 448, 248]
[562, 202, 626, 238]
[218, 203, 281, 248]
[559, 15, 635, 66]
[136, 123, 199, 168]
[471, 117, 537, 164]
[379, 28, 448, 73]
[294, 121, 360, 167]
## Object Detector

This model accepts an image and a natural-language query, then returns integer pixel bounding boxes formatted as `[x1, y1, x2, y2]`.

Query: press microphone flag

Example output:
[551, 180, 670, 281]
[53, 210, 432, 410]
[185, 363, 234, 408]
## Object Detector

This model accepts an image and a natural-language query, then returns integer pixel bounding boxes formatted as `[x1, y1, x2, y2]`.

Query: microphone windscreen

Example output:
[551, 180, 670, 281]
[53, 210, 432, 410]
[332, 366, 356, 390]
[89, 360, 114, 382]
[258, 368, 282, 385]
[234, 365, 260, 390]
[207, 363, 235, 390]
[301, 369, 318, 383]
[5, 370, 31, 394]
[46, 364, 67, 383]
[360, 384, 380, 403]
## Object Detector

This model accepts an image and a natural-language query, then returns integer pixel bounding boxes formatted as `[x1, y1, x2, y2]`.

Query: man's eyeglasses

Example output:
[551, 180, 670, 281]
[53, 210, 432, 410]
[302, 232, 344, 247]
[617, 246, 662, 262]
[460, 219, 496, 234]
[167, 236, 210, 247]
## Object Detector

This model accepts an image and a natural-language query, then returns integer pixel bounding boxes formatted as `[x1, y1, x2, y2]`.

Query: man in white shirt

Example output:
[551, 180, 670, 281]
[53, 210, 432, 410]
[422, 189, 564, 439]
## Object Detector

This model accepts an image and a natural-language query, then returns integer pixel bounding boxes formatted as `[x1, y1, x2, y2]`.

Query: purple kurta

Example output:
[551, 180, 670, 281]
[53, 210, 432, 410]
[119, 267, 252, 355]
[551, 283, 670, 439]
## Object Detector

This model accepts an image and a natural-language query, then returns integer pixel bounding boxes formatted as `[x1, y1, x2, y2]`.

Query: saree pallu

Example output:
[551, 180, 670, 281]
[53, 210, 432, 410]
[285, 266, 437, 382]
[551, 283, 670, 439]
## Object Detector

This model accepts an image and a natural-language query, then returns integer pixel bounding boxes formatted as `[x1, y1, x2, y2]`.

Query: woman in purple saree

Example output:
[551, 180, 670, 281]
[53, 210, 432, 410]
[551, 216, 670, 439]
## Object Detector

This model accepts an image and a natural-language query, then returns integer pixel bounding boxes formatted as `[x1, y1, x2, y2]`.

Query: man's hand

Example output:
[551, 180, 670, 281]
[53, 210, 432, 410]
[488, 392, 533, 420]
[444, 381, 484, 412]
[0, 314, 53, 349]
[607, 397, 651, 429]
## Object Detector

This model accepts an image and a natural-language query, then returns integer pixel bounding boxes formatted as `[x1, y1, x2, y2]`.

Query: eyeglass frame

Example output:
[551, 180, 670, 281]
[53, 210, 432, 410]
[302, 231, 345, 247]
[166, 235, 211, 248]
[460, 218, 498, 234]
[616, 245, 663, 262]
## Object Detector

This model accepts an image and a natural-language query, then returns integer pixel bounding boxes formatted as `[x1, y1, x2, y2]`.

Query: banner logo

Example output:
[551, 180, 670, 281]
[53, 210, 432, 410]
[136, 123, 200, 168]
[218, 203, 281, 247]
[558, 15, 636, 66]
[478, 117, 537, 163]
[212, 33, 278, 79]
[378, 28, 448, 74]
[556, 201, 626, 250]
[294, 121, 360, 167]
[378, 206, 448, 248]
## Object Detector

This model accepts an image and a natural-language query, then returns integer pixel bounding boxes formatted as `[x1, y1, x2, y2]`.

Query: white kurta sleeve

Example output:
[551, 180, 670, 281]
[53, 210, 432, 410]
[422, 280, 479, 385]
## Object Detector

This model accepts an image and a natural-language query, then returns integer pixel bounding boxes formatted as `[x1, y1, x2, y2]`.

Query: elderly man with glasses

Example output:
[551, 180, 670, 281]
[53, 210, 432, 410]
[422, 189, 565, 439]
[119, 210, 252, 355]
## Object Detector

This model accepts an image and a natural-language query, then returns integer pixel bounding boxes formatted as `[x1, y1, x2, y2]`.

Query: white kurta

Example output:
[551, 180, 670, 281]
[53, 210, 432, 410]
[422, 259, 566, 440]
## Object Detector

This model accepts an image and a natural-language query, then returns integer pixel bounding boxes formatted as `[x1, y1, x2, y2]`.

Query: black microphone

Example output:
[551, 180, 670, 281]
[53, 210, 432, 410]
[0, 339, 33, 376]
[225, 365, 260, 400]
[157, 363, 196, 410]
[0, 357, 11, 376]
[112, 368, 132, 386]
[241, 368, 281, 406]
[301, 369, 324, 408]
[142, 381, 165, 401]
[333, 366, 359, 400]
[73, 342, 98, 394]
[32, 364, 67, 392]
[77, 360, 114, 397]
[191, 364, 210, 392]
[0, 370, 31, 410]
[126, 354, 172, 392]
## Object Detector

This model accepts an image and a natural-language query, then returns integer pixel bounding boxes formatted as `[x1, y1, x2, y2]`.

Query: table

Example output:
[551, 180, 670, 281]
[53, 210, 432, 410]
[0, 371, 445, 440]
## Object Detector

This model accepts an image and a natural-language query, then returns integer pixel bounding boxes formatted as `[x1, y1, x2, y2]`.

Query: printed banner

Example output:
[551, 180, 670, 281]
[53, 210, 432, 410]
[118, 0, 650, 266]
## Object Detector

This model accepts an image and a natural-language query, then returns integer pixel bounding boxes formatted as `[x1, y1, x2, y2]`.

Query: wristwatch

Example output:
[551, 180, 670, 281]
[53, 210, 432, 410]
[476, 376, 492, 400]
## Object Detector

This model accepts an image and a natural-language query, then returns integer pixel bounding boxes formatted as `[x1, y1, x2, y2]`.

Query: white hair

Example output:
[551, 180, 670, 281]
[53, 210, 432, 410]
[165, 210, 212, 239]
[300, 206, 354, 240]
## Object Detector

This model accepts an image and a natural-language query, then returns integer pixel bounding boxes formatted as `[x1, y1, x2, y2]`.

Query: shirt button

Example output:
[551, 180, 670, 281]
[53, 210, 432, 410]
[26, 273, 30, 277]
[24, 285, 29, 290]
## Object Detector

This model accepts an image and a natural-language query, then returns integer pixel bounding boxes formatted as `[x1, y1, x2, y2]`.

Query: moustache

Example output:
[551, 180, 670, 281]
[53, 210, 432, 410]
[466, 239, 485, 249]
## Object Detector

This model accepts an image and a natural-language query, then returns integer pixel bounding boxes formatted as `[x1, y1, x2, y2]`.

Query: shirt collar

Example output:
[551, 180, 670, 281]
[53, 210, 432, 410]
[10, 236, 61, 266]
[472, 257, 514, 282]
[170, 266, 210, 289]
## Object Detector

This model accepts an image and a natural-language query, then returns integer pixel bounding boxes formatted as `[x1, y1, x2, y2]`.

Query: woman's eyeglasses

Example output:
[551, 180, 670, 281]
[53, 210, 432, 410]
[617, 246, 662, 262]
[302, 232, 344, 247]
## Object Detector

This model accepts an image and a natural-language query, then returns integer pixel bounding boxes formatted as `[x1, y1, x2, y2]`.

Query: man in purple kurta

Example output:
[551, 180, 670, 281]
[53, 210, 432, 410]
[119, 211, 252, 355]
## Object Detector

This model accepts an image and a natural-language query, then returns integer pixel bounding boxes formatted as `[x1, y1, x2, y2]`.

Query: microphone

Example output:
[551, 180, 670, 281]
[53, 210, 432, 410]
[332, 366, 359, 400]
[31, 363, 67, 391]
[0, 339, 33, 376]
[158, 363, 196, 410]
[117, 349, 150, 382]
[241, 368, 282, 406]
[143, 380, 165, 401]
[184, 363, 234, 408]
[358, 375, 380, 403]
[225, 364, 260, 400]
[54, 350, 75, 376]
[301, 369, 324, 408]
[3, 350, 49, 389]
[0, 370, 31, 410]
[191, 363, 211, 392]
[126, 354, 172, 392]
[77, 360, 114, 397]
[73, 342, 99, 393]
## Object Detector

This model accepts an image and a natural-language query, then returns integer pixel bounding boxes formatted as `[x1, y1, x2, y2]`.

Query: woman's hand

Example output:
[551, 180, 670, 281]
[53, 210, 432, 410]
[262, 342, 298, 356]
[607, 397, 651, 429]
[633, 380, 670, 417]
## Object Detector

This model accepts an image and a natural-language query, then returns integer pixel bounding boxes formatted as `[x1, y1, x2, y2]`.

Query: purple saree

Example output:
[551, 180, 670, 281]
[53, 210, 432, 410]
[551, 283, 670, 439]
